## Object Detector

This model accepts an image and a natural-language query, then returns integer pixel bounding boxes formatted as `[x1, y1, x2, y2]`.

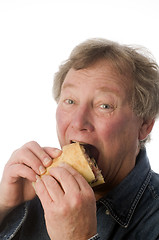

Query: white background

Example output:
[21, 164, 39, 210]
[0, 0, 159, 179]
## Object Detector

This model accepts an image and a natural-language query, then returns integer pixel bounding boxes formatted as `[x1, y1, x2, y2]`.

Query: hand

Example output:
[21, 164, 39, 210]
[0, 141, 62, 222]
[35, 163, 97, 240]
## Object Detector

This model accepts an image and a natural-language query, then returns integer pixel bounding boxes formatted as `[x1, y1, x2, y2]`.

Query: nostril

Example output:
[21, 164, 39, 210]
[71, 122, 94, 132]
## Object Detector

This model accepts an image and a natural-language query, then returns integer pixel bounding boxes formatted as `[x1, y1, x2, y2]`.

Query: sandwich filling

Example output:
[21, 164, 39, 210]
[80, 144, 103, 185]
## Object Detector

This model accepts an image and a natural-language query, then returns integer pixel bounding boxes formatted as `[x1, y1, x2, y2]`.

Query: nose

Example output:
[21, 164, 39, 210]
[70, 105, 94, 132]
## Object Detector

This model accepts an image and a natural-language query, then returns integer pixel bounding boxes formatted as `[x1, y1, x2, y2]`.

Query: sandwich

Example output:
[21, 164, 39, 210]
[44, 142, 105, 187]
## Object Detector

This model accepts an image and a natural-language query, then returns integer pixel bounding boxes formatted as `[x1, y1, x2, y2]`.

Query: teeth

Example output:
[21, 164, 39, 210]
[71, 140, 87, 145]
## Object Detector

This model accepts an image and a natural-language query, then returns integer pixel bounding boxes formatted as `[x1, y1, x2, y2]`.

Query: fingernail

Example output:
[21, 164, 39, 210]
[54, 149, 62, 158]
[43, 157, 52, 166]
[39, 165, 46, 175]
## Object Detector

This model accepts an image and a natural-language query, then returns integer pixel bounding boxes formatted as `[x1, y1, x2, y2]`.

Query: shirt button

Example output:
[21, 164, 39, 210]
[105, 209, 110, 215]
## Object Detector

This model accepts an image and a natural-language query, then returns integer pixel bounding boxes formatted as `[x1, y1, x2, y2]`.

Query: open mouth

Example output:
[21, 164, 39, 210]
[71, 141, 99, 163]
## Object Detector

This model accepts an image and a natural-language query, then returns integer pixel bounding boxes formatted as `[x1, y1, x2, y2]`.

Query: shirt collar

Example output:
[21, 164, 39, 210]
[98, 148, 151, 228]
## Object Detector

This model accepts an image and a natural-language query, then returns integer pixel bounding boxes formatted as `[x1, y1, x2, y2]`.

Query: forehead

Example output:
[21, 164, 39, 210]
[62, 60, 133, 95]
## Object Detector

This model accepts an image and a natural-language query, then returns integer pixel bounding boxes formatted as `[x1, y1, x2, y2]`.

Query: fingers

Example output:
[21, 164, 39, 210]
[48, 165, 81, 194]
[0, 141, 63, 212]
[43, 147, 62, 160]
[7, 164, 37, 182]
[35, 163, 89, 200]
[34, 169, 97, 240]
[25, 142, 61, 167]
[34, 165, 86, 213]
[10, 147, 45, 175]
[34, 176, 53, 207]
[23, 141, 52, 168]
[41, 175, 64, 202]
[49, 163, 91, 191]
[8, 141, 62, 178]
[35, 165, 83, 204]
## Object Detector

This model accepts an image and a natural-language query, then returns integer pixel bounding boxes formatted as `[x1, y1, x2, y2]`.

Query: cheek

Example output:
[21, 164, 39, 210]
[98, 114, 136, 143]
[97, 119, 123, 140]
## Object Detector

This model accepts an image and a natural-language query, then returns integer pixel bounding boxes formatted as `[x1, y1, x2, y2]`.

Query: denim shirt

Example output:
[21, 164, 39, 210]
[0, 148, 159, 240]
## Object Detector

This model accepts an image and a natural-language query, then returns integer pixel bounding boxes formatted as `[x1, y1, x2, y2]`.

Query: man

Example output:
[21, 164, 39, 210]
[0, 38, 159, 239]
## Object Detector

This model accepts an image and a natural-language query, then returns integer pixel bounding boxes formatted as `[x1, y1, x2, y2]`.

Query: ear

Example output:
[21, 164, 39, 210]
[139, 119, 155, 141]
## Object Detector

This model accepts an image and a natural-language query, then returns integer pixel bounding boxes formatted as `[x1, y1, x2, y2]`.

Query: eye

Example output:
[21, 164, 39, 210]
[100, 104, 111, 109]
[64, 99, 74, 105]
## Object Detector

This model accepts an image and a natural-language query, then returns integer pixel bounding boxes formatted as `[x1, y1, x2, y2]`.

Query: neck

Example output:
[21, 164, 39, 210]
[95, 191, 107, 201]
[93, 183, 109, 201]
[94, 150, 141, 201]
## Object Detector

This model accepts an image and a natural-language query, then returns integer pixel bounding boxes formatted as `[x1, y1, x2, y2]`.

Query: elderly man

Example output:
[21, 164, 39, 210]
[0, 38, 159, 239]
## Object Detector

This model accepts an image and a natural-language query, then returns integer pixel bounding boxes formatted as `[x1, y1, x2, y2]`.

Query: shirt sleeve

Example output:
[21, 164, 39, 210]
[0, 202, 28, 240]
[88, 233, 100, 239]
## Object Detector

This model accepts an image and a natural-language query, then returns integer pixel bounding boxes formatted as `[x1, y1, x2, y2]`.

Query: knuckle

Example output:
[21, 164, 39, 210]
[9, 149, 18, 160]
[11, 148, 19, 155]
[16, 147, 29, 161]
[24, 141, 38, 148]
[86, 190, 96, 202]
[59, 202, 69, 216]
[36, 184, 45, 196]
[10, 147, 26, 161]
[71, 193, 83, 209]
[56, 167, 68, 178]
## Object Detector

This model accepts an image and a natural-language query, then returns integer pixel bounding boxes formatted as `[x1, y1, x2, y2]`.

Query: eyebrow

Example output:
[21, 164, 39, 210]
[96, 86, 120, 95]
[62, 83, 120, 94]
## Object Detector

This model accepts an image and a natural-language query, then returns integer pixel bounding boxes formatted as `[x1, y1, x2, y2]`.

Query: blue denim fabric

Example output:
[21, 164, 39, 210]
[0, 148, 159, 240]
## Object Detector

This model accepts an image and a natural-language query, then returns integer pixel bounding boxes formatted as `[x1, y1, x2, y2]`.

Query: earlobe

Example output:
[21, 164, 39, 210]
[139, 119, 155, 141]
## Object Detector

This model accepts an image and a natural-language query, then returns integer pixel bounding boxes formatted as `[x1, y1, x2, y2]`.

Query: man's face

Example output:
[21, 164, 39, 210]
[56, 60, 142, 186]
